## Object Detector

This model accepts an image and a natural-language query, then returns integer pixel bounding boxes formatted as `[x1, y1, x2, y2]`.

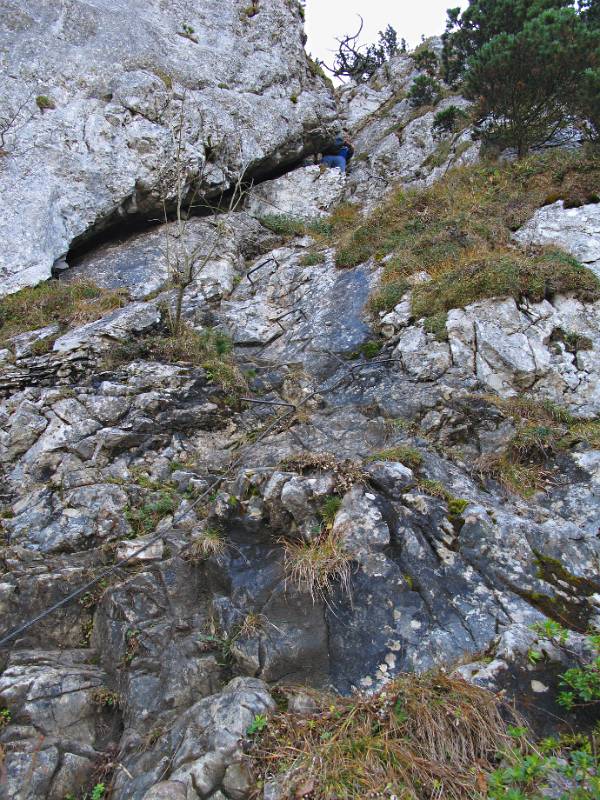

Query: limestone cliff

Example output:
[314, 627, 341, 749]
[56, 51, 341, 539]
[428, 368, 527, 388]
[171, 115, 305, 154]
[1, 13, 600, 800]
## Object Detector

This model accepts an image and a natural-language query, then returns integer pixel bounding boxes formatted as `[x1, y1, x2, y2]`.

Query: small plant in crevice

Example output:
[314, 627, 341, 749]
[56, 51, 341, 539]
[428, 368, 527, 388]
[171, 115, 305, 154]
[319, 495, 342, 528]
[0, 707, 11, 729]
[282, 530, 354, 605]
[124, 491, 176, 538]
[247, 713, 268, 735]
[91, 687, 120, 710]
[36, 94, 55, 111]
[187, 526, 227, 562]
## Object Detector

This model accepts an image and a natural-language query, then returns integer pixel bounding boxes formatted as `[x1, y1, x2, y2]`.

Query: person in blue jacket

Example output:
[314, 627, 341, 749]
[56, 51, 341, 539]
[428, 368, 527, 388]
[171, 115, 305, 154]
[321, 133, 354, 173]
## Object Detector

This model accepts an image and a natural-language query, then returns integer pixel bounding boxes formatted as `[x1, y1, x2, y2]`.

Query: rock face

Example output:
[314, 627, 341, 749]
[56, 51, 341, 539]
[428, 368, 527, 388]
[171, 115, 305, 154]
[337, 41, 480, 209]
[2, 17, 600, 800]
[514, 200, 600, 278]
[0, 0, 336, 294]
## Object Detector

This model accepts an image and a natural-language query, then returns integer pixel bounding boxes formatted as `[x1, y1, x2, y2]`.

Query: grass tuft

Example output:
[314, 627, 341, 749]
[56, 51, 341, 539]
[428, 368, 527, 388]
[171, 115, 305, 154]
[0, 280, 128, 346]
[367, 445, 423, 470]
[251, 671, 525, 800]
[282, 531, 353, 604]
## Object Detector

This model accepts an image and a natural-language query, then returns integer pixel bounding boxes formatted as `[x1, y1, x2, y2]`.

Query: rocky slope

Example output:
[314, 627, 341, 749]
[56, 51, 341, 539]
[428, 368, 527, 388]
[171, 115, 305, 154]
[1, 13, 600, 800]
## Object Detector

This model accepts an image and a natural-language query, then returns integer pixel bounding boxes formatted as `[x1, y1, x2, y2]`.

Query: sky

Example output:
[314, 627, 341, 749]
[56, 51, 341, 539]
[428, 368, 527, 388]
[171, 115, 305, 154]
[305, 1, 464, 74]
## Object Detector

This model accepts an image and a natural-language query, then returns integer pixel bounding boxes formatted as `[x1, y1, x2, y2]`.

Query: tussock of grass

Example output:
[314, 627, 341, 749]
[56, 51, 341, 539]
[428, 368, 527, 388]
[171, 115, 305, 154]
[251, 672, 525, 800]
[282, 531, 353, 604]
[476, 396, 600, 496]
[108, 325, 246, 392]
[0, 280, 128, 345]
[332, 149, 600, 318]
[367, 445, 423, 470]
[187, 526, 227, 561]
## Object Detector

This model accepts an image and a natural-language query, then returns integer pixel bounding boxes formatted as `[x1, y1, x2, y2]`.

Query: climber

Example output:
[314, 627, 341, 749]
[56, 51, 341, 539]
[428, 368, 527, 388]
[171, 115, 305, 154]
[320, 133, 354, 173]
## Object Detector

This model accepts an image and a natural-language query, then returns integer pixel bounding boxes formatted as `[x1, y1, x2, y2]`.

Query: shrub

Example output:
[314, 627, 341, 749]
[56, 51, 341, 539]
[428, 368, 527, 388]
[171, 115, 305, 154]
[407, 74, 442, 107]
[432, 104, 469, 136]
[411, 45, 439, 75]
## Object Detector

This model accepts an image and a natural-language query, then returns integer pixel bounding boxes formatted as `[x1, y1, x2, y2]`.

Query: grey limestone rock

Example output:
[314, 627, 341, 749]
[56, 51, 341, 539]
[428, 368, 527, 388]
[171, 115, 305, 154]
[0, 0, 336, 294]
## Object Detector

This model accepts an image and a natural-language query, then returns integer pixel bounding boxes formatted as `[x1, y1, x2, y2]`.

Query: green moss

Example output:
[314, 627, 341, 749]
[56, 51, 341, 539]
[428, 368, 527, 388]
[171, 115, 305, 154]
[534, 551, 600, 597]
[290, 93, 298, 104]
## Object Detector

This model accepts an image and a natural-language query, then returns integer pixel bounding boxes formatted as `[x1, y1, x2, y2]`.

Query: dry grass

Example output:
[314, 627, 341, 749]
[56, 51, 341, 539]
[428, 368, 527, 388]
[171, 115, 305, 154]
[282, 530, 354, 605]
[0, 280, 128, 345]
[250, 671, 526, 800]
[187, 526, 227, 561]
[332, 148, 600, 320]
[107, 324, 247, 392]
[473, 396, 598, 497]
[280, 452, 365, 494]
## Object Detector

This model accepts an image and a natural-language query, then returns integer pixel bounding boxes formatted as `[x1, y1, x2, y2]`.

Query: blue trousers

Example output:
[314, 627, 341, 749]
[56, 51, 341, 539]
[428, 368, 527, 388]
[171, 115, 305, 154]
[321, 154, 347, 172]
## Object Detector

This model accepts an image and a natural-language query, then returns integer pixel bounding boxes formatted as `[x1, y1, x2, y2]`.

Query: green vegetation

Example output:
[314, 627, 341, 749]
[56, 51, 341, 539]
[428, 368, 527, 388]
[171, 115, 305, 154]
[91, 784, 106, 800]
[0, 707, 10, 729]
[0, 280, 128, 345]
[319, 495, 342, 528]
[299, 251, 323, 267]
[332, 150, 600, 319]
[488, 728, 600, 799]
[432, 104, 470, 136]
[125, 490, 176, 538]
[411, 45, 439, 76]
[36, 95, 55, 111]
[407, 74, 442, 108]
[476, 396, 600, 497]
[247, 713, 268, 735]
[108, 324, 246, 393]
[251, 671, 522, 799]
[367, 445, 423, 470]
[282, 531, 353, 604]
[442, 1, 600, 154]
[490, 621, 600, 798]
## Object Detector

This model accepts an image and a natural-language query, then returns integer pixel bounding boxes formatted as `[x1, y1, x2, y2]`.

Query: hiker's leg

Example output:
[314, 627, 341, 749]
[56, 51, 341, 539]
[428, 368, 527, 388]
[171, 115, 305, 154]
[321, 155, 337, 168]
[321, 155, 346, 172]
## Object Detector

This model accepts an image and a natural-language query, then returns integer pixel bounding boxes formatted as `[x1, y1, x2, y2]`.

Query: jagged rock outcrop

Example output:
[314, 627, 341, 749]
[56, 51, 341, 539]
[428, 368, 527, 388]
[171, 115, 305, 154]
[514, 199, 600, 278]
[0, 0, 336, 295]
